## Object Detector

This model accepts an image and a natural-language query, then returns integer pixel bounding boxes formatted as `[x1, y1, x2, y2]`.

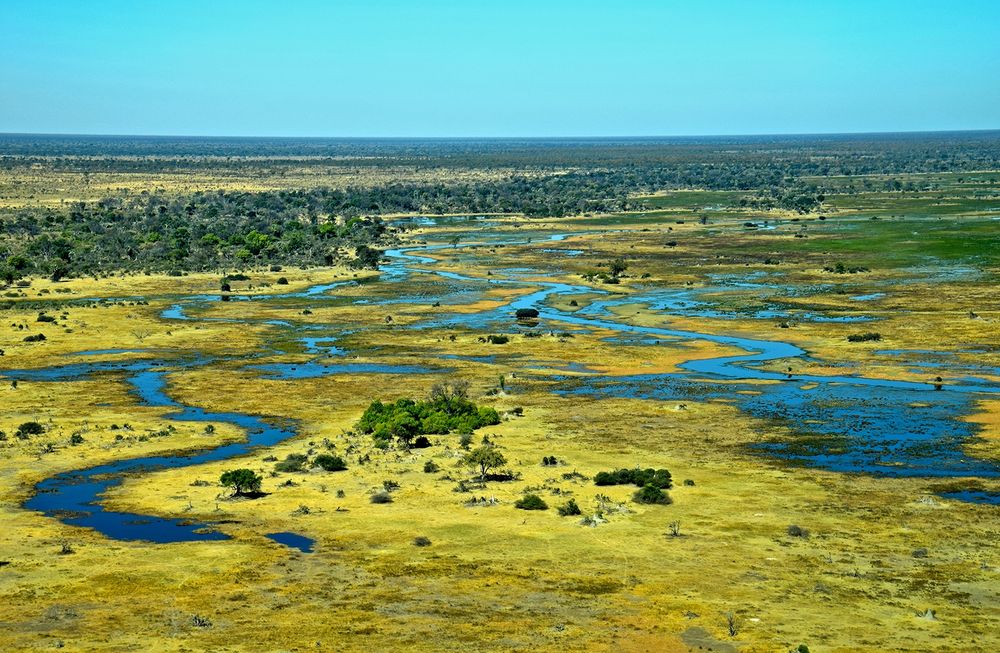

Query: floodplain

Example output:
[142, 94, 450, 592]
[1, 135, 999, 652]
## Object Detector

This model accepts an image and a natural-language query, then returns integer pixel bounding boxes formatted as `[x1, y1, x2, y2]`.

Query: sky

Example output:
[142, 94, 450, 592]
[2, 0, 999, 137]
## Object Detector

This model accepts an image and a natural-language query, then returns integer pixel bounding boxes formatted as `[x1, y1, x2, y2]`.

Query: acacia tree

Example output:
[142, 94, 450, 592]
[220, 468, 262, 496]
[464, 445, 507, 480]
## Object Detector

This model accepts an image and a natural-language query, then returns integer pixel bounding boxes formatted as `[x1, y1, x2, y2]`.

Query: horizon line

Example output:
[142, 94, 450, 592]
[2, 128, 1000, 141]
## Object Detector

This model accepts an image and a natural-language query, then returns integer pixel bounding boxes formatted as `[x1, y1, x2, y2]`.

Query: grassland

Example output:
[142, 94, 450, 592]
[1, 145, 999, 652]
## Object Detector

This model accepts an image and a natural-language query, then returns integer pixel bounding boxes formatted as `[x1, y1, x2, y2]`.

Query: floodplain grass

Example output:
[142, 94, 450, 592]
[0, 156, 999, 650]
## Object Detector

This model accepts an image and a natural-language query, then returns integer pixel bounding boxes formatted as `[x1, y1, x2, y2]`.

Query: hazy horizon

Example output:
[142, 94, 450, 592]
[3, 128, 999, 140]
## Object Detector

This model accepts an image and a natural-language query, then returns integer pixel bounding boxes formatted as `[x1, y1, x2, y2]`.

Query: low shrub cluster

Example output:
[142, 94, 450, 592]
[633, 484, 672, 505]
[515, 494, 548, 510]
[594, 467, 672, 489]
[314, 454, 347, 472]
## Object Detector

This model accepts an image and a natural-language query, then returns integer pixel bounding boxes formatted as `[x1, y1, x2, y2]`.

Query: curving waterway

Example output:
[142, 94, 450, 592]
[5, 221, 1000, 546]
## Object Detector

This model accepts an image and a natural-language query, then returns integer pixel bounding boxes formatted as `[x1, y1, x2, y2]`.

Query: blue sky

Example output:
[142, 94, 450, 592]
[2, 0, 998, 136]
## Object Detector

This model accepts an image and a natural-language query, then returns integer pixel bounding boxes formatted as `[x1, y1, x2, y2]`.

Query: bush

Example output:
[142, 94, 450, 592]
[70, 433, 84, 445]
[514, 308, 539, 319]
[486, 334, 509, 345]
[220, 469, 263, 495]
[423, 460, 440, 473]
[383, 479, 401, 492]
[314, 454, 347, 472]
[787, 524, 809, 538]
[17, 421, 45, 437]
[847, 332, 882, 342]
[515, 494, 548, 510]
[542, 455, 558, 466]
[633, 484, 672, 505]
[370, 490, 393, 504]
[275, 453, 308, 472]
[557, 498, 582, 516]
[36, 313, 56, 323]
[412, 536, 432, 547]
[276, 277, 288, 285]
[594, 467, 672, 489]
[23, 333, 46, 342]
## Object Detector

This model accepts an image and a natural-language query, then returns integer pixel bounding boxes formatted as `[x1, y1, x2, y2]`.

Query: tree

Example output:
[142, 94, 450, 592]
[464, 445, 507, 480]
[429, 379, 470, 409]
[352, 245, 382, 269]
[220, 468, 262, 495]
[0, 264, 16, 285]
[609, 258, 628, 277]
[244, 230, 271, 256]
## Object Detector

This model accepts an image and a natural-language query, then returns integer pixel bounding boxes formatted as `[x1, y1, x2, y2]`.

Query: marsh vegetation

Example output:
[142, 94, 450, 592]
[2, 133, 999, 652]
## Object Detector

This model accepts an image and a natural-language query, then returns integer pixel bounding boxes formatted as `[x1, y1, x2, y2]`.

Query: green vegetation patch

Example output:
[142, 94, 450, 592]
[357, 380, 500, 445]
[594, 467, 673, 489]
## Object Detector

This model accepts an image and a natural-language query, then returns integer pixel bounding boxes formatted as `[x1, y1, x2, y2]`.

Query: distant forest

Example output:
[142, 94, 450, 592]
[2, 132, 999, 281]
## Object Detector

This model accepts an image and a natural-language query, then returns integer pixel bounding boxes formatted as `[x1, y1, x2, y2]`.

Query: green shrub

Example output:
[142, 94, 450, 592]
[370, 490, 393, 504]
[633, 484, 672, 505]
[423, 460, 440, 473]
[16, 421, 45, 438]
[275, 453, 308, 472]
[515, 494, 548, 510]
[557, 498, 582, 516]
[594, 467, 672, 489]
[314, 454, 347, 472]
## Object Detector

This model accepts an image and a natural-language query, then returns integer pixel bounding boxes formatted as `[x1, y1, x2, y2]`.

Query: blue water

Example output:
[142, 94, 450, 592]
[300, 337, 346, 356]
[266, 531, 315, 552]
[22, 369, 299, 542]
[250, 362, 440, 380]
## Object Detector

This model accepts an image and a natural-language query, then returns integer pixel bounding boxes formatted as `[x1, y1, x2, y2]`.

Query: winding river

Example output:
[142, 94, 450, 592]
[5, 221, 999, 545]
